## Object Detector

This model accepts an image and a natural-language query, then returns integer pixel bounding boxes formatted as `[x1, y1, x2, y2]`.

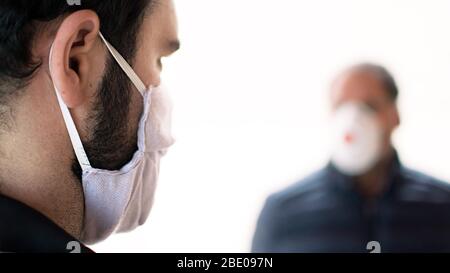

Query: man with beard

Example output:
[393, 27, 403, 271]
[0, 0, 180, 252]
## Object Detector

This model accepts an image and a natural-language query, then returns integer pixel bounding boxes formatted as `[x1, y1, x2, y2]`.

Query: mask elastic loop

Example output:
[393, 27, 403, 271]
[50, 32, 148, 172]
[49, 44, 92, 171]
[98, 32, 147, 96]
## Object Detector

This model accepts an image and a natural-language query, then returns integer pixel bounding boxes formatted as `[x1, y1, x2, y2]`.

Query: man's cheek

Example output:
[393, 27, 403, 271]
[128, 91, 145, 141]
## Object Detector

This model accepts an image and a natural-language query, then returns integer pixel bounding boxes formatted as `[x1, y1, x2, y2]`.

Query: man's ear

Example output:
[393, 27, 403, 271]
[49, 10, 100, 108]
[391, 104, 401, 130]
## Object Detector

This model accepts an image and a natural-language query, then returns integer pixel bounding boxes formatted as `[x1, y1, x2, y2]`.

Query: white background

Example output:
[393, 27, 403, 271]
[95, 0, 450, 252]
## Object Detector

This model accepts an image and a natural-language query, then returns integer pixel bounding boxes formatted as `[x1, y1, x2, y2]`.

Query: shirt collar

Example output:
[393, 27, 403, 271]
[0, 194, 93, 253]
[325, 149, 402, 198]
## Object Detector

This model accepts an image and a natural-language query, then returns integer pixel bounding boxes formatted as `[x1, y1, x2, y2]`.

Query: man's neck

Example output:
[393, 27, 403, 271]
[0, 80, 84, 239]
[355, 148, 395, 200]
[0, 147, 84, 239]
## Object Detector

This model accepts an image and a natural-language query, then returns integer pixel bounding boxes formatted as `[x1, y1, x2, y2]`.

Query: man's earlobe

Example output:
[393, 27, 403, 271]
[393, 107, 401, 128]
[49, 10, 100, 108]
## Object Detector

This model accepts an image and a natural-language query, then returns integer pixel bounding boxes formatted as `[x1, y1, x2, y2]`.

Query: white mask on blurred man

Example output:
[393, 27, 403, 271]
[330, 102, 382, 176]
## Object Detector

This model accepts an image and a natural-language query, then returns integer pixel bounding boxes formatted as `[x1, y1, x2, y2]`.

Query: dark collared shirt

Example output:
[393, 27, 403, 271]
[252, 152, 450, 253]
[0, 194, 93, 253]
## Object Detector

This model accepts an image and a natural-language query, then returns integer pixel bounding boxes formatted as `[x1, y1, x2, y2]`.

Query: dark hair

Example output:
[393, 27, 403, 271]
[351, 63, 399, 102]
[0, 0, 153, 102]
[0, 0, 156, 175]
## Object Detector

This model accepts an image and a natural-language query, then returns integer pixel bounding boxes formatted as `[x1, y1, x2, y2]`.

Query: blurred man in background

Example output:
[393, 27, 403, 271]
[252, 63, 450, 253]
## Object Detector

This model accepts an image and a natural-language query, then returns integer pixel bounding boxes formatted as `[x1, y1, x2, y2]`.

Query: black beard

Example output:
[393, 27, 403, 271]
[72, 57, 138, 180]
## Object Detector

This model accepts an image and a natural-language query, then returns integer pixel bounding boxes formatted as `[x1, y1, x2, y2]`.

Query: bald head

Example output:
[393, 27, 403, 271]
[330, 63, 401, 161]
[331, 63, 398, 111]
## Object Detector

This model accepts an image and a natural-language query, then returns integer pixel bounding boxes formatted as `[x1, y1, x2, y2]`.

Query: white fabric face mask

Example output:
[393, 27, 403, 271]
[49, 32, 175, 245]
[330, 102, 382, 176]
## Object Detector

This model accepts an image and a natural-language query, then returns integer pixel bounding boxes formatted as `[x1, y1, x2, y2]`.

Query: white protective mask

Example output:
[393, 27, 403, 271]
[49, 32, 175, 245]
[329, 102, 382, 176]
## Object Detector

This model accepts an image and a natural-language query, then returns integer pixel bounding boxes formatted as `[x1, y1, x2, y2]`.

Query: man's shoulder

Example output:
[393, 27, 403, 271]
[0, 194, 93, 253]
[263, 168, 332, 213]
[398, 166, 450, 202]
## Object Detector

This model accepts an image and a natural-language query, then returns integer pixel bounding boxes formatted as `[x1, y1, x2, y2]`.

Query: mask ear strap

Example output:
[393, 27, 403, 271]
[98, 32, 147, 96]
[49, 43, 92, 171]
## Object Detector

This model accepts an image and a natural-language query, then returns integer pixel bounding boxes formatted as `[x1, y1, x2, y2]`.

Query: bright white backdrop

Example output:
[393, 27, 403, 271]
[94, 0, 450, 252]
